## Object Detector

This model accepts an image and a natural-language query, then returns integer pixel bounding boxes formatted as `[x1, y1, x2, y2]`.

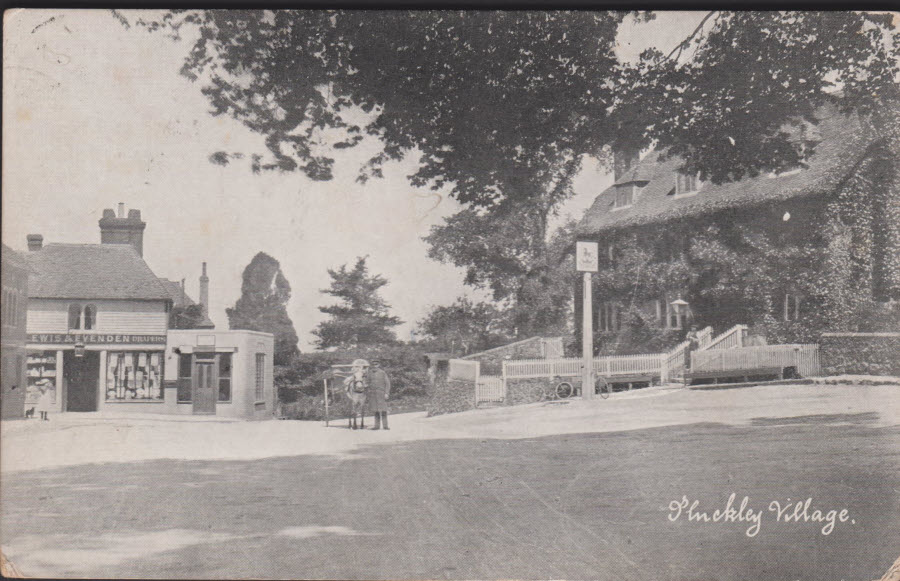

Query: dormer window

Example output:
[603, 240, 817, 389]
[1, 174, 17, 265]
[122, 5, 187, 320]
[674, 173, 701, 196]
[613, 184, 634, 209]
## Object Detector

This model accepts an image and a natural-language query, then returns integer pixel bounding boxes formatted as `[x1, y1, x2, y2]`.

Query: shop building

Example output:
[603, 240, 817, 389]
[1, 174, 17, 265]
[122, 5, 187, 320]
[2, 244, 29, 419]
[22, 205, 275, 419]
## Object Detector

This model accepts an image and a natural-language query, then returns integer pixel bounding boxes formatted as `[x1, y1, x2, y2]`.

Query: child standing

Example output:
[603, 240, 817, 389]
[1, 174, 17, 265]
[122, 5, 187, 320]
[36, 381, 53, 421]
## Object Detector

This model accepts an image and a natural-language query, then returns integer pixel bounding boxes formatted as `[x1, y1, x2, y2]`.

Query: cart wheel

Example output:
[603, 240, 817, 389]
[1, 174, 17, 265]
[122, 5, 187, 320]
[596, 376, 611, 399]
[555, 381, 574, 399]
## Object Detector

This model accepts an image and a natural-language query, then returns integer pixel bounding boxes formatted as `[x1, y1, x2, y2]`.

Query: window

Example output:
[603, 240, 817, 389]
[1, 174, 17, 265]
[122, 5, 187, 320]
[177, 353, 192, 402]
[83, 304, 96, 330]
[674, 173, 701, 196]
[106, 351, 164, 401]
[613, 185, 633, 209]
[68, 303, 82, 330]
[784, 293, 802, 322]
[598, 302, 620, 332]
[255, 353, 266, 401]
[218, 353, 232, 402]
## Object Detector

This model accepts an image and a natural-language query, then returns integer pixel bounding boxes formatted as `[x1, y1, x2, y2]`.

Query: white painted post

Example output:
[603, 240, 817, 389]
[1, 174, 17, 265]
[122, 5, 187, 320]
[582, 271, 594, 400]
[324, 377, 329, 427]
[576, 241, 598, 400]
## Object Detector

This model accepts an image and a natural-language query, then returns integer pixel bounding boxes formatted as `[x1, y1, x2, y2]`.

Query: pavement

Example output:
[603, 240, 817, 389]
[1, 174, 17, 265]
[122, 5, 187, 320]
[1, 382, 899, 580]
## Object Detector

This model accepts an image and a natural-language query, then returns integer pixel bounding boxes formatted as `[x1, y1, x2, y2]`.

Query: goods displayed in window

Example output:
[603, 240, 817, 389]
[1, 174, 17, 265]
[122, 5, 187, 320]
[26, 350, 57, 404]
[106, 351, 163, 401]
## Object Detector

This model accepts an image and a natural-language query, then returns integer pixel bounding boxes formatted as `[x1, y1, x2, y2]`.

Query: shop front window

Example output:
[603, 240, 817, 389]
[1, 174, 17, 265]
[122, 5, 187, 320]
[177, 353, 192, 402]
[26, 350, 57, 404]
[218, 353, 232, 402]
[255, 354, 265, 401]
[106, 351, 164, 401]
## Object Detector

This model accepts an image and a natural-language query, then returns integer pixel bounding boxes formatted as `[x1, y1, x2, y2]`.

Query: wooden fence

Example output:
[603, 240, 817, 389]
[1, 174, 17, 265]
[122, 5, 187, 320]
[502, 353, 664, 380]
[704, 324, 748, 351]
[692, 344, 820, 377]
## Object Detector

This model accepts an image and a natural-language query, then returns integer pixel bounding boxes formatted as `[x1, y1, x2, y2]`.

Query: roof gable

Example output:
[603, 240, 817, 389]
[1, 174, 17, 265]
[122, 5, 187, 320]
[25, 244, 171, 301]
[577, 110, 874, 236]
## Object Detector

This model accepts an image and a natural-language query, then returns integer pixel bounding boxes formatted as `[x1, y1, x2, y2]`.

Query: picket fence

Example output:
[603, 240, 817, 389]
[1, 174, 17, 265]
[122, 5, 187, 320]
[692, 344, 820, 377]
[502, 353, 664, 380]
[454, 324, 814, 406]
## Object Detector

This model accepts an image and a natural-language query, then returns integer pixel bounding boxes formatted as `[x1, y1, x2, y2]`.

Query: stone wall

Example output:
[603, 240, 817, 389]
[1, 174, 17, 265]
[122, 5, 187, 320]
[504, 376, 585, 406]
[426, 377, 477, 417]
[820, 332, 900, 376]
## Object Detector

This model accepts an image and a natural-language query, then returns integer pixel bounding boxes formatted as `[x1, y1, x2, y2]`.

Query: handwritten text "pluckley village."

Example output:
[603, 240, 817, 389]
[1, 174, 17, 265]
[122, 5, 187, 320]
[667, 494, 856, 537]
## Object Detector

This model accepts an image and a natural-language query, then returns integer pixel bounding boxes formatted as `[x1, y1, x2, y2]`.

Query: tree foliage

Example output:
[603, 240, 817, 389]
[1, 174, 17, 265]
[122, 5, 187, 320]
[618, 11, 900, 182]
[313, 256, 402, 349]
[226, 252, 300, 364]
[168, 303, 207, 329]
[416, 297, 509, 355]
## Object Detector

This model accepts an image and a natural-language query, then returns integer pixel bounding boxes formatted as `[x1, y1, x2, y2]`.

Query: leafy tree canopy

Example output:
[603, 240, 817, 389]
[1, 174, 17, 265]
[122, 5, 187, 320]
[313, 256, 402, 349]
[168, 303, 208, 330]
[129, 10, 899, 192]
[227, 252, 300, 364]
[416, 297, 509, 355]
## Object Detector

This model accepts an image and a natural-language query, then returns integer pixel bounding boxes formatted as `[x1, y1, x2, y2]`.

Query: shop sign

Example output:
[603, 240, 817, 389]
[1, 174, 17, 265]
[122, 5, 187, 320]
[27, 333, 167, 345]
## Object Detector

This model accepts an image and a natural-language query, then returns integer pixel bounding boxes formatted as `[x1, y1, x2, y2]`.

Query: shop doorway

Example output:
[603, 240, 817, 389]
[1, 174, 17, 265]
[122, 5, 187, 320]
[64, 351, 100, 412]
[192, 353, 217, 415]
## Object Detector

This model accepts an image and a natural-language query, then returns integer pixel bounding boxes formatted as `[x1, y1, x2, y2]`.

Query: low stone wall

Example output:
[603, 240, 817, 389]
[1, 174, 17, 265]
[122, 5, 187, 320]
[426, 377, 477, 417]
[820, 333, 900, 376]
[505, 377, 585, 406]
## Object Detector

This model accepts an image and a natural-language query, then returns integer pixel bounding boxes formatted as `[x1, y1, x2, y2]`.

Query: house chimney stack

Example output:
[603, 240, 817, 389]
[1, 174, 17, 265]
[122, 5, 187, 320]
[99, 204, 146, 256]
[613, 147, 641, 182]
[199, 262, 210, 317]
[196, 262, 215, 329]
[26, 234, 43, 251]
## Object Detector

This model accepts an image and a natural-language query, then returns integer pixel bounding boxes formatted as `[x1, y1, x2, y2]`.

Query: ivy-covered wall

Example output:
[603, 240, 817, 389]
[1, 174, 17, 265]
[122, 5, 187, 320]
[819, 333, 900, 376]
[576, 145, 900, 355]
[426, 376, 477, 417]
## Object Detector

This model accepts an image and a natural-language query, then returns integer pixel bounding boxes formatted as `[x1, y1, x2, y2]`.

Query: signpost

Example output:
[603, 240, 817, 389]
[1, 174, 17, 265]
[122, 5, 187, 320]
[576, 241, 598, 400]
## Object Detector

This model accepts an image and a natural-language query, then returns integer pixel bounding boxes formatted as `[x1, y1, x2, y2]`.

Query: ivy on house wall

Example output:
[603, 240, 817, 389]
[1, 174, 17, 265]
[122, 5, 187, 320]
[584, 146, 900, 355]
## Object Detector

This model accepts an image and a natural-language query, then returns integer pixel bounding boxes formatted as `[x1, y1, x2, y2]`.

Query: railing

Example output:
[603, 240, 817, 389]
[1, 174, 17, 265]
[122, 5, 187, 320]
[692, 344, 820, 377]
[448, 359, 479, 382]
[503, 353, 664, 380]
[703, 324, 748, 351]
[476, 376, 505, 404]
[697, 326, 714, 349]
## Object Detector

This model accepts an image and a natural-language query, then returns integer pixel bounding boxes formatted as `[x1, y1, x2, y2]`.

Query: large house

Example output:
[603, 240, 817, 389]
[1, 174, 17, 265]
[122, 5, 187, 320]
[20, 205, 275, 419]
[575, 105, 900, 352]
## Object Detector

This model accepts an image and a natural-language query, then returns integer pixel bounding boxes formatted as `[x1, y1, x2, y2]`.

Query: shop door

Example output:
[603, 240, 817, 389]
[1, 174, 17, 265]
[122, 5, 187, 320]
[192, 357, 217, 415]
[64, 351, 100, 412]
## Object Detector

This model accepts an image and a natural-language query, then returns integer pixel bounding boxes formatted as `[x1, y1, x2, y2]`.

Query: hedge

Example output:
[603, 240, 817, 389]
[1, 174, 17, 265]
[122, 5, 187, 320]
[820, 333, 900, 376]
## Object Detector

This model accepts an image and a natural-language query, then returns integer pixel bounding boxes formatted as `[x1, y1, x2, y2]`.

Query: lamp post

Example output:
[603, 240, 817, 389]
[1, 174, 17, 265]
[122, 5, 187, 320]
[670, 296, 689, 331]
[576, 241, 599, 400]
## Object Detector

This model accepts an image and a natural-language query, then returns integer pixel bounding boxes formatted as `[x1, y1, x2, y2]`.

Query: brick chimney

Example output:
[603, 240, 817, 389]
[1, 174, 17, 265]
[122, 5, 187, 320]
[99, 203, 146, 256]
[196, 262, 215, 329]
[26, 234, 43, 251]
[613, 147, 641, 182]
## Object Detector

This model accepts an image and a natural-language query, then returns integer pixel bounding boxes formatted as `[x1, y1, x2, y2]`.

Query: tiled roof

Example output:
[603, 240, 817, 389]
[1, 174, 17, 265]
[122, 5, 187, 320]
[158, 278, 196, 308]
[576, 109, 875, 237]
[2, 243, 27, 269]
[25, 244, 171, 301]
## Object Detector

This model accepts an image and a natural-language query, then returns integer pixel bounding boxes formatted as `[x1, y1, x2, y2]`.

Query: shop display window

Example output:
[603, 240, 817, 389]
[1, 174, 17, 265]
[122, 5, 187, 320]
[106, 351, 164, 401]
[26, 350, 57, 404]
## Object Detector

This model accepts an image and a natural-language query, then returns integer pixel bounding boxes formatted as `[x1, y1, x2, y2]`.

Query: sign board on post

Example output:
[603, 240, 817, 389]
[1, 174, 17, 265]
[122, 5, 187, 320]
[576, 240, 599, 272]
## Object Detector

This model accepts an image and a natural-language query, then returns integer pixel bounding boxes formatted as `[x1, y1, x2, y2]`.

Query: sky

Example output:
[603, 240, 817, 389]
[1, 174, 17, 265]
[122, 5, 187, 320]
[2, 10, 704, 349]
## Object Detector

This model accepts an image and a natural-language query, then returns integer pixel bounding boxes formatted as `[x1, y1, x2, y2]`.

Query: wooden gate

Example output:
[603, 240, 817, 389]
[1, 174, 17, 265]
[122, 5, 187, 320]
[476, 375, 505, 405]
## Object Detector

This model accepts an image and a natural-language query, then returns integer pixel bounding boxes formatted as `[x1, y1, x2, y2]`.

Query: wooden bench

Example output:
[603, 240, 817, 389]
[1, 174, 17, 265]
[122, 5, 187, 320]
[684, 367, 784, 386]
[602, 373, 661, 391]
